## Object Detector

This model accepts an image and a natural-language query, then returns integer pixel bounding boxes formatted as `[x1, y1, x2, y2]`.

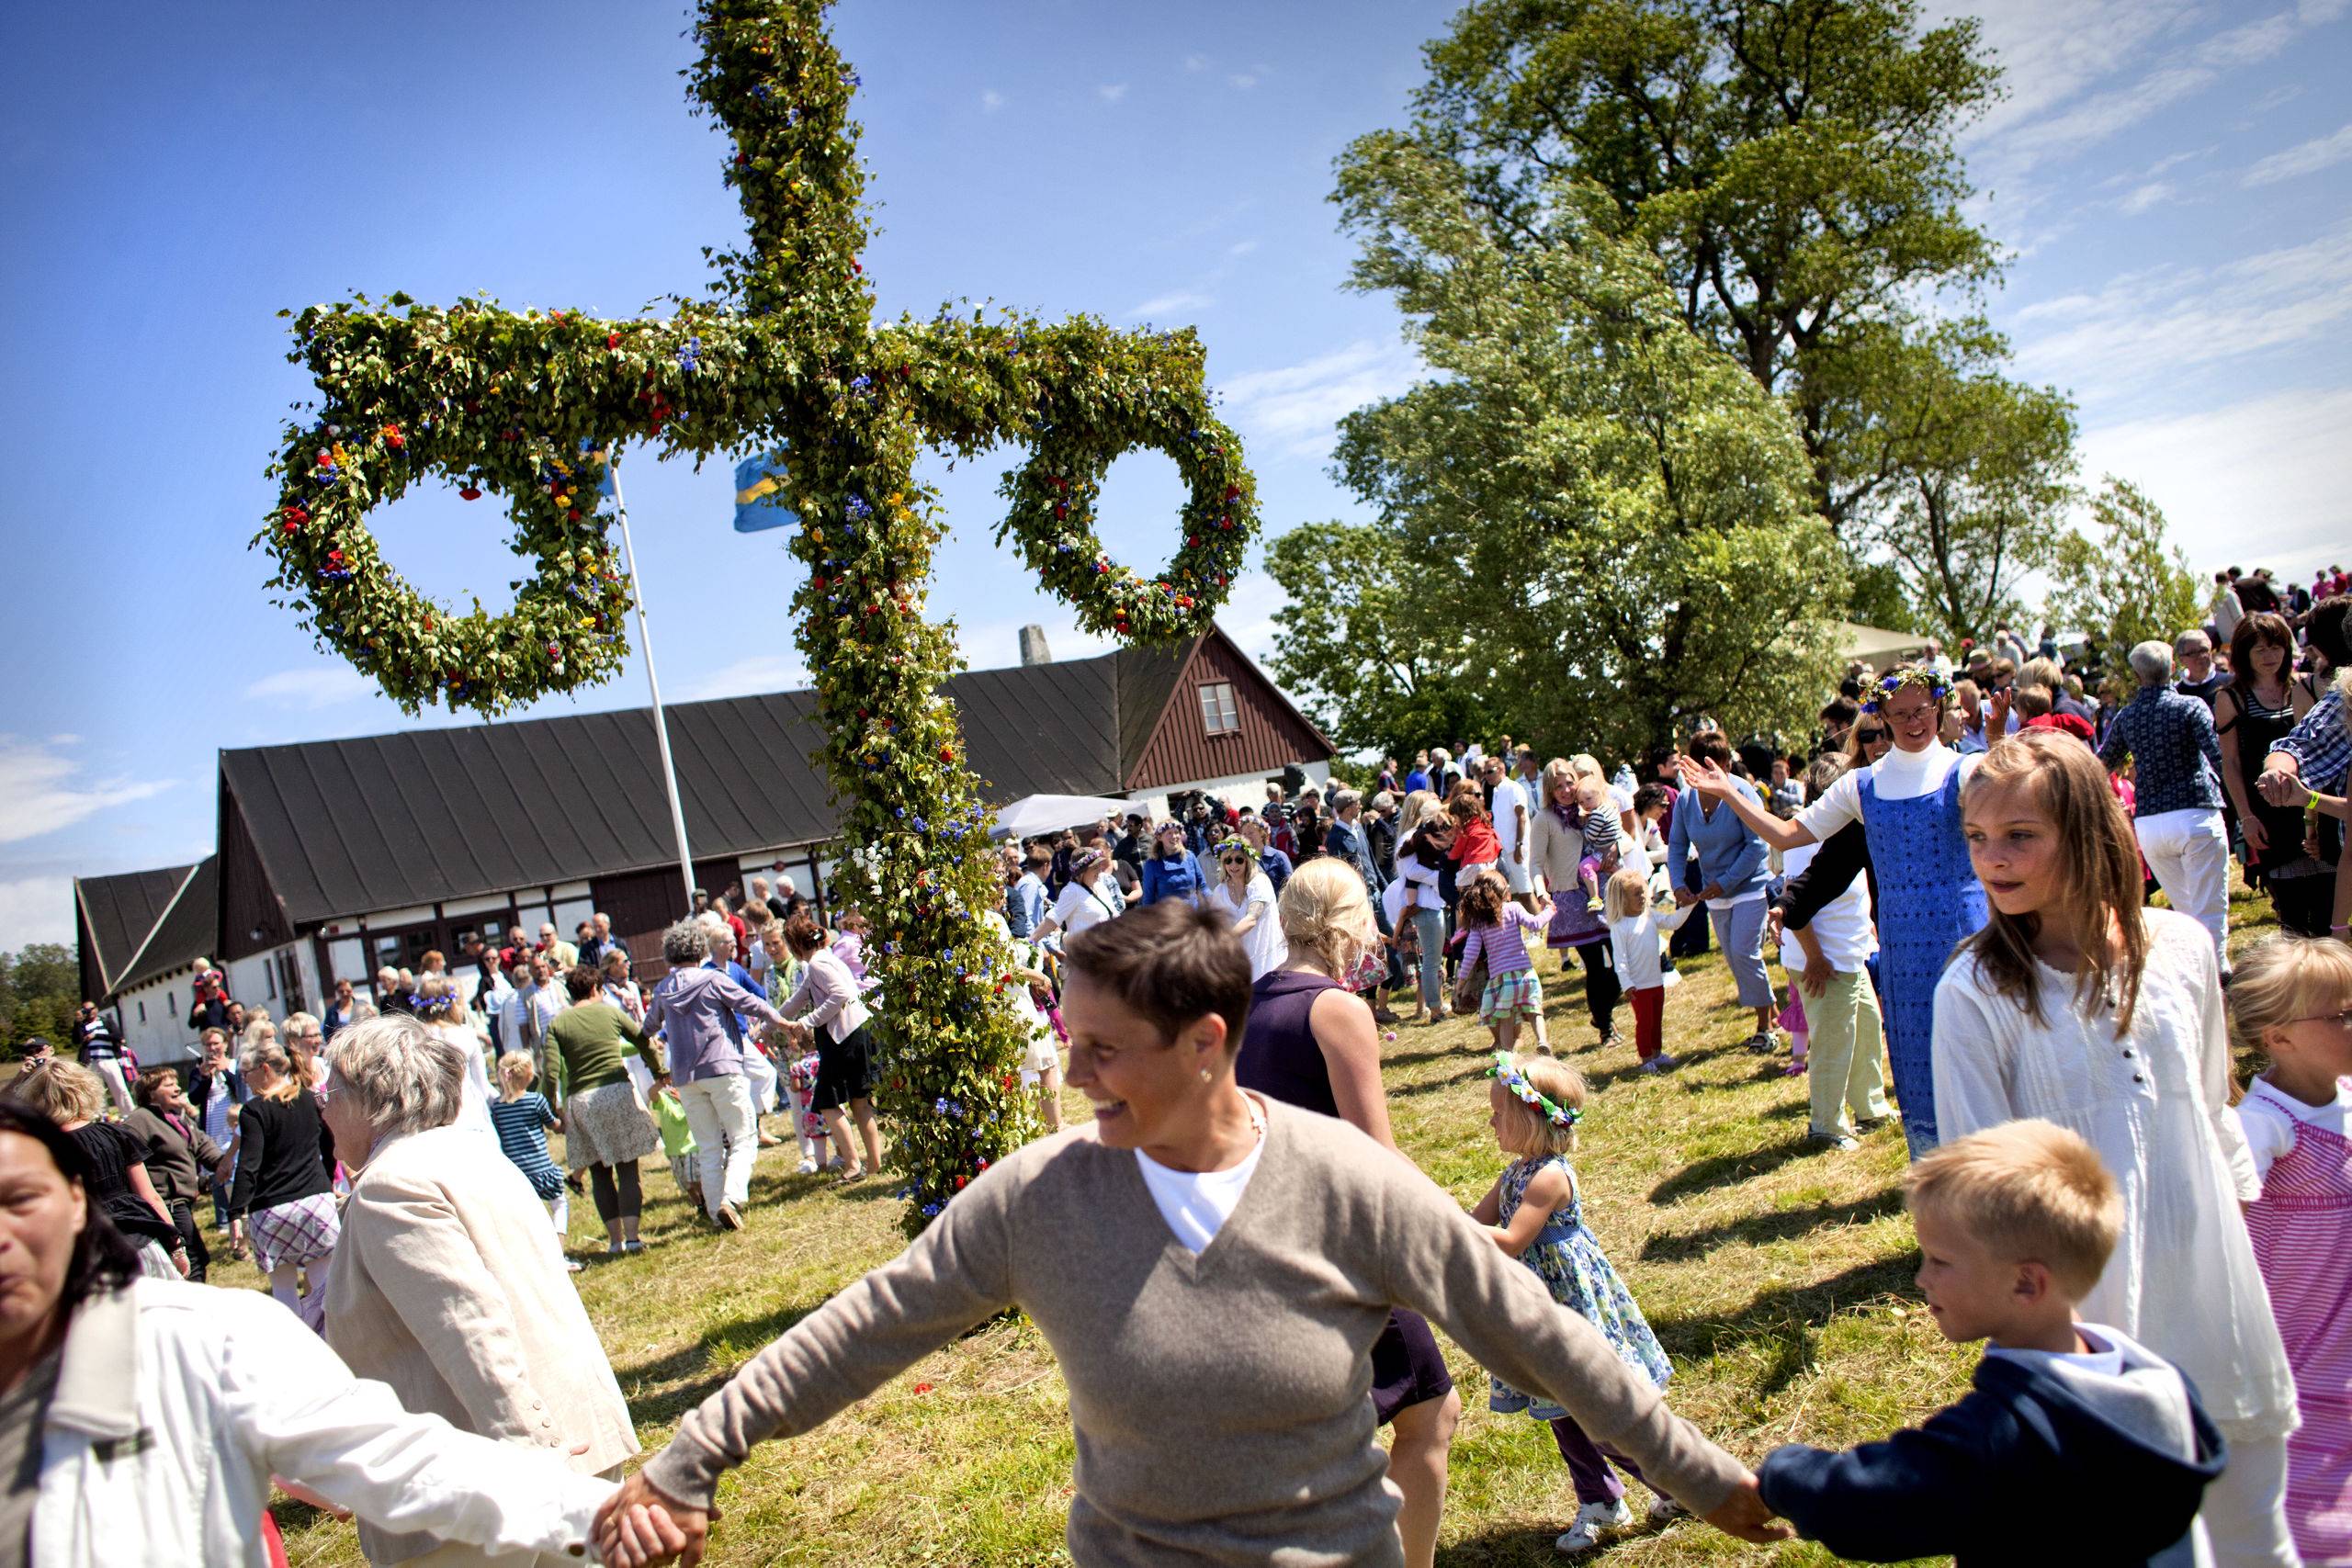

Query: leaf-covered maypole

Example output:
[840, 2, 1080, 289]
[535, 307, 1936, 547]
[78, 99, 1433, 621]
[256, 0, 1260, 1229]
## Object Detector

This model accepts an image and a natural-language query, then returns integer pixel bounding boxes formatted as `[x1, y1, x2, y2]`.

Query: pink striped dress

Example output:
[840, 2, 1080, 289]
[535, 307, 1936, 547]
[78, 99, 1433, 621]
[2241, 1076, 2352, 1564]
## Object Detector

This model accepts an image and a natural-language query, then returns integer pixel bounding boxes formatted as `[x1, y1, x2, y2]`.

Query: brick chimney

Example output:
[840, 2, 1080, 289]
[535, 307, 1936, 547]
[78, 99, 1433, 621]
[1018, 625, 1052, 667]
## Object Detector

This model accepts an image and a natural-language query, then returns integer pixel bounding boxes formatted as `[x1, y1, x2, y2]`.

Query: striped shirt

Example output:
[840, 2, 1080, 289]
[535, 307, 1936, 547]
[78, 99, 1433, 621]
[1461, 905, 1546, 978]
[488, 1091, 564, 1199]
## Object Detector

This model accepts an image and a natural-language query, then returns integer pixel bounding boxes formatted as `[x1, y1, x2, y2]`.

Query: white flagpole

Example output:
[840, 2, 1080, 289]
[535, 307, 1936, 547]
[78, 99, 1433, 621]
[605, 461, 698, 912]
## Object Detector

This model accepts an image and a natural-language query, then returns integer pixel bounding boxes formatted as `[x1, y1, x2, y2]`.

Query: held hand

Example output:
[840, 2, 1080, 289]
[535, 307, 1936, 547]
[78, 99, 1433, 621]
[1673, 888, 1698, 908]
[2257, 759, 2303, 806]
[1701, 1473, 1792, 1544]
[1699, 884, 1725, 903]
[594, 1472, 713, 1568]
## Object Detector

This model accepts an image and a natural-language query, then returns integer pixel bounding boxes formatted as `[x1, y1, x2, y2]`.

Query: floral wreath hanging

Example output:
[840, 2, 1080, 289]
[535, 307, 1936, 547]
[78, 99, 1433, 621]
[254, 0, 1261, 1233]
[1489, 1053, 1584, 1128]
[1860, 665, 1953, 715]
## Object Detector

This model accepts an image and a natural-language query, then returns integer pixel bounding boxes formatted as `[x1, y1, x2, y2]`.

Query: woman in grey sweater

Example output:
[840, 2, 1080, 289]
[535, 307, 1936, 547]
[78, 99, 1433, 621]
[595, 904, 1785, 1567]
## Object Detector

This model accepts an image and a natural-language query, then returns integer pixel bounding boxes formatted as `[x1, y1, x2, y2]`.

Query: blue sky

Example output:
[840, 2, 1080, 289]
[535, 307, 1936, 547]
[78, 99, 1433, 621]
[3, 0, 2346, 951]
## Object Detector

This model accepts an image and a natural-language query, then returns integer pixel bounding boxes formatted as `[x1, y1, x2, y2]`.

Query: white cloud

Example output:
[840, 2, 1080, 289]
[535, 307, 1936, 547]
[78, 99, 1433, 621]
[0, 874, 74, 952]
[2077, 385, 2352, 581]
[1097, 83, 1129, 103]
[242, 665, 377, 710]
[980, 88, 1004, 113]
[1228, 73, 1258, 90]
[1217, 340, 1425, 460]
[1183, 54, 1208, 72]
[675, 654, 810, 702]
[1227, 239, 1260, 257]
[1127, 289, 1216, 320]
[0, 738, 175, 846]
[2010, 220, 2352, 404]
[2117, 181, 2174, 215]
[2245, 121, 2352, 186]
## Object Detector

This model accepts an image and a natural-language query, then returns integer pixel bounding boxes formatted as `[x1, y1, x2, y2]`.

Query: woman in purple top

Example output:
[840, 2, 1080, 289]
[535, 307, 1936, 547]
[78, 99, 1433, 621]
[1232, 857, 1461, 1568]
[1531, 761, 1624, 1048]
[641, 919, 784, 1232]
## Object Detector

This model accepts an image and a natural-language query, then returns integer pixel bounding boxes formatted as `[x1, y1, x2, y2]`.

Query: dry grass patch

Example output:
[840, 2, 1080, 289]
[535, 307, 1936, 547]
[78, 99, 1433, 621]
[254, 881, 2282, 1566]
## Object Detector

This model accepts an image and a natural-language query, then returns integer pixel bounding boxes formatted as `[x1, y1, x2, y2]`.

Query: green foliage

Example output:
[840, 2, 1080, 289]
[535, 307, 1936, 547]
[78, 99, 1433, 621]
[1263, 521, 1504, 759]
[1303, 175, 1841, 763]
[1336, 0, 2075, 639]
[0, 944, 78, 1054]
[2046, 478, 2205, 667]
[256, 1, 1261, 1231]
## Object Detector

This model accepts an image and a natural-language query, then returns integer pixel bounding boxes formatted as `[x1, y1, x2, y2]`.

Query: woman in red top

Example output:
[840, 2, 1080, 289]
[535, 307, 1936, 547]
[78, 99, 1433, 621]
[1448, 781, 1501, 885]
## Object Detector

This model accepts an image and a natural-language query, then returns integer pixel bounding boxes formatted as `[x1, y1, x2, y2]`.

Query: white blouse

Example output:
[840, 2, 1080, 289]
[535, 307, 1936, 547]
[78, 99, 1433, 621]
[1796, 741, 1982, 840]
[1930, 908, 2294, 1439]
[1208, 874, 1288, 980]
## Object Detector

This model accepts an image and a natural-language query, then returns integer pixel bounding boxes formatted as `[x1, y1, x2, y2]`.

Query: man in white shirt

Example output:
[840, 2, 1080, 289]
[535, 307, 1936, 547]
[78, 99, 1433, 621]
[1479, 754, 1535, 912]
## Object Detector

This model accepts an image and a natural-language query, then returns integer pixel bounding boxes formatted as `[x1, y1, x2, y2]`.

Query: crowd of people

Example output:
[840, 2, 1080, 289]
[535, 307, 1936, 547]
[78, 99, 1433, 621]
[4, 570, 2348, 1564]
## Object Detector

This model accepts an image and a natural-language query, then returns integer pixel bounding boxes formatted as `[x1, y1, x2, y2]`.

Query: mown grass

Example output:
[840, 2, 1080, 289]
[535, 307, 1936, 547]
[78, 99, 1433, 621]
[254, 879, 2282, 1567]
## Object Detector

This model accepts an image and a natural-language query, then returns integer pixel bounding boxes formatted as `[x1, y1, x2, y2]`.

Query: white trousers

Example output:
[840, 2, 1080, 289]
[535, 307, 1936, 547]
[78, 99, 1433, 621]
[88, 1056, 134, 1116]
[676, 1074, 756, 1216]
[2198, 1430, 2299, 1566]
[741, 1042, 779, 1118]
[2134, 807, 2231, 964]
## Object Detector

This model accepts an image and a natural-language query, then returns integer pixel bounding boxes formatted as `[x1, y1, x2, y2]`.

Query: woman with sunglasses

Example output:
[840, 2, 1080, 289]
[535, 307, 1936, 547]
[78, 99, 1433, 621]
[1206, 840, 1287, 980]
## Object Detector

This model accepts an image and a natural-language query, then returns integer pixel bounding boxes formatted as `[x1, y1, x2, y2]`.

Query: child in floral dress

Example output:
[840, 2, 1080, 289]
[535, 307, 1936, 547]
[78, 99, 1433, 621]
[1472, 1051, 1679, 1552]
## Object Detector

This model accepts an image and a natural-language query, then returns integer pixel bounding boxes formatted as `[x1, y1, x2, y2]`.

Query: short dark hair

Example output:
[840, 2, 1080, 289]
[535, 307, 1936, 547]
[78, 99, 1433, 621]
[1688, 728, 1735, 769]
[0, 1103, 141, 1309]
[565, 964, 603, 1001]
[1061, 901, 1251, 1051]
[1632, 783, 1671, 817]
[1818, 696, 1860, 729]
[2307, 594, 2350, 669]
[133, 1064, 180, 1109]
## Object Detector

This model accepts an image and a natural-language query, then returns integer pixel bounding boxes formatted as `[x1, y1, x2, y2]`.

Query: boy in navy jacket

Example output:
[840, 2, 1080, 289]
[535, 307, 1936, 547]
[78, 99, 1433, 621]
[1758, 1119, 2225, 1566]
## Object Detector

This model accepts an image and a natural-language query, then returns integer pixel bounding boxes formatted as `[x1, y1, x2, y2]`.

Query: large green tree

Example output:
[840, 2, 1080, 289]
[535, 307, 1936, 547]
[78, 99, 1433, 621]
[0, 944, 78, 1056]
[1272, 176, 1842, 763]
[2045, 478, 2205, 673]
[1336, 0, 2072, 639]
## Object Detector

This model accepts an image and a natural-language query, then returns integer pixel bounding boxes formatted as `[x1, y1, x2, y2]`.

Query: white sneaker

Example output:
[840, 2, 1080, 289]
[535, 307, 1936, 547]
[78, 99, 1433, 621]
[1645, 1493, 1686, 1524]
[1555, 1499, 1632, 1552]
[796, 1157, 818, 1176]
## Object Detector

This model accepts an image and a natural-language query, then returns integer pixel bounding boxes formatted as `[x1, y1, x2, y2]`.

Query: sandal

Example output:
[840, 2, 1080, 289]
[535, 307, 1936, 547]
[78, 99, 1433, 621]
[834, 1164, 867, 1184]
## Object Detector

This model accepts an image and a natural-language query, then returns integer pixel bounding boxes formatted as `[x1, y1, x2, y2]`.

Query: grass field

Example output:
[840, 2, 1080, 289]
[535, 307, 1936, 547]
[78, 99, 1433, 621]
[253, 881, 2282, 1567]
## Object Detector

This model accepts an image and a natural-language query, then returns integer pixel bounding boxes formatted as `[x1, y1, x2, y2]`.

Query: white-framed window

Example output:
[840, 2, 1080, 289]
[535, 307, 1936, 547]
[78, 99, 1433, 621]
[1197, 681, 1240, 737]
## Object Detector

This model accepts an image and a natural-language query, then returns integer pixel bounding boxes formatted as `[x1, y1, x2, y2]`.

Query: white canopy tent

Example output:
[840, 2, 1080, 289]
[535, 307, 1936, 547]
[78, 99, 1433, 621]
[1836, 620, 1935, 670]
[988, 793, 1135, 841]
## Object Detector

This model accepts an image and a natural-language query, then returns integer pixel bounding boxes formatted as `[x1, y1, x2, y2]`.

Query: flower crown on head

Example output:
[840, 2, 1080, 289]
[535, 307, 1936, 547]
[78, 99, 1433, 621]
[1860, 665, 1951, 715]
[1490, 1052, 1582, 1128]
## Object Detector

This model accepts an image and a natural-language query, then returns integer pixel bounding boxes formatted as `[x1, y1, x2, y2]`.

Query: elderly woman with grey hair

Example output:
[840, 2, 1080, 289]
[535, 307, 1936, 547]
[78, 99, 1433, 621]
[322, 1015, 640, 1567]
[641, 919, 786, 1232]
[2098, 638, 2233, 967]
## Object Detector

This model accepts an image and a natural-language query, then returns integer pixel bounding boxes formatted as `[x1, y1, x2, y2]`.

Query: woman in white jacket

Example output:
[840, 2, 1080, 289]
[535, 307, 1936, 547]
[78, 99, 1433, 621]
[0, 1102, 616, 1565]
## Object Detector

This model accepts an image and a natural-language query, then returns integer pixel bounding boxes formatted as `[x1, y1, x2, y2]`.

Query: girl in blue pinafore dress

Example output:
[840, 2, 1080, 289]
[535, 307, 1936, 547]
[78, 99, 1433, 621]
[1473, 1052, 1679, 1552]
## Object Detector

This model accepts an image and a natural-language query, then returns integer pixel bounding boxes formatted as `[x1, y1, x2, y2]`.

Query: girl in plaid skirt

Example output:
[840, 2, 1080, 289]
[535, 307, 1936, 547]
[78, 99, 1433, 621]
[1458, 870, 1555, 1056]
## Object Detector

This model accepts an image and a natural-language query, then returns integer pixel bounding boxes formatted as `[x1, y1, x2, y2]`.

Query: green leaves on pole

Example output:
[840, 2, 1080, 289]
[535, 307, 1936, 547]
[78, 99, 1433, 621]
[255, 0, 1261, 1231]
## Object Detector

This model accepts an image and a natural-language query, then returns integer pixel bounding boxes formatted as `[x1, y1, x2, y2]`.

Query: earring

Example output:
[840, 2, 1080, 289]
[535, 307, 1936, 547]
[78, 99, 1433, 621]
[1199, 1066, 1212, 1083]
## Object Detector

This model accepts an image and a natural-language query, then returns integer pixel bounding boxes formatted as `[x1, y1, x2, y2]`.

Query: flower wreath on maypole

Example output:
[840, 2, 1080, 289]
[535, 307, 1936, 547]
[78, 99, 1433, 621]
[254, 0, 1260, 1232]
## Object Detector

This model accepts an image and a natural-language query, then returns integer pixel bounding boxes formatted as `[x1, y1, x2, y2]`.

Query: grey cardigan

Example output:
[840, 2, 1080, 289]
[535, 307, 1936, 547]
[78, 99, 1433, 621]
[644, 1098, 1746, 1563]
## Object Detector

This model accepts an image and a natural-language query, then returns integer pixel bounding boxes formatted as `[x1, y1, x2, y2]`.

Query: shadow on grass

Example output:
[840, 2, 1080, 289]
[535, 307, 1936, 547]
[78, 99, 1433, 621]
[1646, 1137, 1824, 1206]
[1391, 1063, 1497, 1100]
[617, 1297, 825, 1426]
[1638, 1189, 1905, 1264]
[1649, 1255, 1919, 1397]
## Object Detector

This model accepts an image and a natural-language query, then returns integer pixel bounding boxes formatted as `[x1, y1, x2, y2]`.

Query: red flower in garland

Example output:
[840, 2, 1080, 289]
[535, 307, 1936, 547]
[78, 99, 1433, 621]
[458, 485, 483, 501]
[281, 504, 310, 527]
[607, 333, 622, 349]
[380, 423, 405, 448]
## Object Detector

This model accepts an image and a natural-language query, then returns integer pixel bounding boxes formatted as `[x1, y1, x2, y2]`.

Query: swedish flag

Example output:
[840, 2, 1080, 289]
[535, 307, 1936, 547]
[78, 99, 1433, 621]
[733, 451, 796, 533]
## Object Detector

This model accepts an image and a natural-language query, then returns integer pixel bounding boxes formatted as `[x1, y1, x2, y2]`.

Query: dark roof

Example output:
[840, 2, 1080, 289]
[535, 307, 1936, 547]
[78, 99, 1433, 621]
[220, 626, 1312, 927]
[74, 863, 194, 998]
[115, 856, 219, 995]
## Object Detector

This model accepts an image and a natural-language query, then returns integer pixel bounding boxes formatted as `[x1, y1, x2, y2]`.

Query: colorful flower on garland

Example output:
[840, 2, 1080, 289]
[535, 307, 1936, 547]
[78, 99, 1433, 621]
[1860, 664, 1952, 714]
